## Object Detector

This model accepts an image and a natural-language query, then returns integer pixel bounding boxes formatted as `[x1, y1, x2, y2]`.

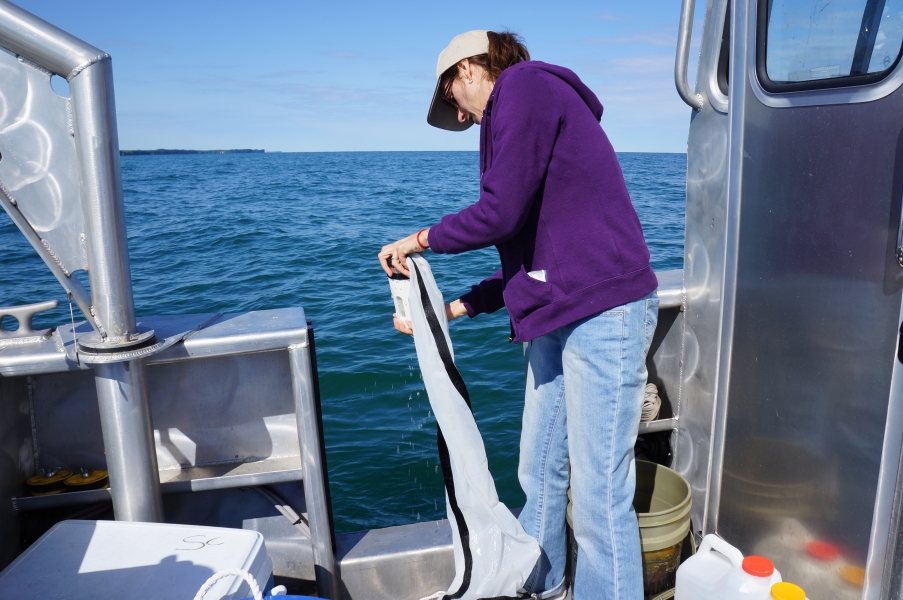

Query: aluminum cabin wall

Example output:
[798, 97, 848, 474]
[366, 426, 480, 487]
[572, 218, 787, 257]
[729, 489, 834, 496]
[706, 0, 903, 598]
[673, 0, 732, 538]
[717, 83, 903, 599]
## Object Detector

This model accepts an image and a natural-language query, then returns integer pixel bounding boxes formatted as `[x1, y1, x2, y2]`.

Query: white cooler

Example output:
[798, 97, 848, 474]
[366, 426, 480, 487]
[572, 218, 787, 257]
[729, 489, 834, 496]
[0, 520, 273, 600]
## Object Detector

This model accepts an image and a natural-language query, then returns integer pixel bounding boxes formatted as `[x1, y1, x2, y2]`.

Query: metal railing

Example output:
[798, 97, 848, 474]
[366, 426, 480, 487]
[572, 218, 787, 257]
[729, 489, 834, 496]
[675, 0, 705, 109]
[0, 2, 338, 595]
[0, 0, 161, 523]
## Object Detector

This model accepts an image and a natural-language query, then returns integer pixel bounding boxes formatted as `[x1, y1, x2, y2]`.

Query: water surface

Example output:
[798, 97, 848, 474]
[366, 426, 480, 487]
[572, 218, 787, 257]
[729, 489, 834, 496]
[0, 151, 686, 532]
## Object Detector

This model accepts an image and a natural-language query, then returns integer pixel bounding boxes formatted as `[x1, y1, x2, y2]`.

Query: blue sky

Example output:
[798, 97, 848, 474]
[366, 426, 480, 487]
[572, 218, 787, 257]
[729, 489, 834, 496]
[18, 1, 703, 153]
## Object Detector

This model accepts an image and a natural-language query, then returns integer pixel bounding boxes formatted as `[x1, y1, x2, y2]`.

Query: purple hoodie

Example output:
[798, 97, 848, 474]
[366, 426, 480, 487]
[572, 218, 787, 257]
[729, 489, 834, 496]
[428, 61, 657, 342]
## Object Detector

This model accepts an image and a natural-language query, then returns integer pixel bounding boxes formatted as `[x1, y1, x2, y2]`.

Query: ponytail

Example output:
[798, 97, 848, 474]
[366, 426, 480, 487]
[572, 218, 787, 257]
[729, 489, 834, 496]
[477, 31, 530, 81]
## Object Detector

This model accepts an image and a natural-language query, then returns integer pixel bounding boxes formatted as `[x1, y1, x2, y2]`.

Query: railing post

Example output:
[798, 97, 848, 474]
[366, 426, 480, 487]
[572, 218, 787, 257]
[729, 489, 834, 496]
[93, 360, 162, 522]
[289, 329, 338, 599]
[69, 55, 162, 523]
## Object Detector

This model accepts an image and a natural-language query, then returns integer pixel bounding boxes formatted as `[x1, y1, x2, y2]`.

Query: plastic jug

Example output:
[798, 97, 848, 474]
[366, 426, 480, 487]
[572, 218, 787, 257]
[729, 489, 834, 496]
[676, 535, 740, 598]
[676, 534, 782, 599]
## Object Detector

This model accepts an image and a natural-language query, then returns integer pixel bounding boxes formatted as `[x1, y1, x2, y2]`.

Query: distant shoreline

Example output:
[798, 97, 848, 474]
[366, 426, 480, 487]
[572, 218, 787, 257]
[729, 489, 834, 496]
[120, 149, 265, 156]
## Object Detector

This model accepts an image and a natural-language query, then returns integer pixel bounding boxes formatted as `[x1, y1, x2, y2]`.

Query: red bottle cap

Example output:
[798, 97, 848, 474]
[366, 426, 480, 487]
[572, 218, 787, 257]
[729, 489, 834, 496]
[743, 555, 775, 577]
[806, 541, 839, 562]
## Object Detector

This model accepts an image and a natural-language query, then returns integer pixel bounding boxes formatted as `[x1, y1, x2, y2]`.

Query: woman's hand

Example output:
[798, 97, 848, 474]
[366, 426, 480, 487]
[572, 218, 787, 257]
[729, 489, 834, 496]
[393, 313, 413, 336]
[378, 228, 429, 277]
[392, 299, 468, 336]
[446, 299, 468, 321]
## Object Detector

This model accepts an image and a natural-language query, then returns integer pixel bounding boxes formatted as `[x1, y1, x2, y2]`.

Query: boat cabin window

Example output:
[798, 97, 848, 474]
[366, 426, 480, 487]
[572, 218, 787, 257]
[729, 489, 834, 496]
[718, 0, 731, 95]
[759, 0, 903, 91]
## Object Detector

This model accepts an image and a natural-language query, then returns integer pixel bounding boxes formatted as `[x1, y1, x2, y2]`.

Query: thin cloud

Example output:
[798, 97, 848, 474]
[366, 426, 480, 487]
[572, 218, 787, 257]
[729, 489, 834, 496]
[317, 50, 387, 61]
[382, 69, 434, 82]
[600, 54, 675, 75]
[96, 38, 174, 53]
[167, 71, 427, 117]
[322, 50, 362, 59]
[578, 28, 677, 48]
[260, 69, 323, 78]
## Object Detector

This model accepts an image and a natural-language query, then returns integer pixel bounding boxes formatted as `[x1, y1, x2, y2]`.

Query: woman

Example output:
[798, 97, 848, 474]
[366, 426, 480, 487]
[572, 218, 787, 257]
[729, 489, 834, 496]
[378, 30, 658, 599]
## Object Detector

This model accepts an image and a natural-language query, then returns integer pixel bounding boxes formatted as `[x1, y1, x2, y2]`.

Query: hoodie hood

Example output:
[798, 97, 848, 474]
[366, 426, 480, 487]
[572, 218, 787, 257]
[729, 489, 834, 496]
[497, 61, 604, 121]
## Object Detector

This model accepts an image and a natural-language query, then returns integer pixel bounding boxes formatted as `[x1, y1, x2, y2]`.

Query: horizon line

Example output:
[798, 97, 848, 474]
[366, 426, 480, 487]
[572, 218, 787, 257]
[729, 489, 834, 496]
[120, 149, 689, 154]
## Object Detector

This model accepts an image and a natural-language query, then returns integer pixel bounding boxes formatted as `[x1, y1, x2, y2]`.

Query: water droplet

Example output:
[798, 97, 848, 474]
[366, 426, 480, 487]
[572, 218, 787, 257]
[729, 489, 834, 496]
[417, 512, 420, 520]
[435, 466, 438, 473]
[416, 392, 420, 396]
[397, 446, 399, 453]
[434, 500, 438, 510]
[414, 477, 417, 483]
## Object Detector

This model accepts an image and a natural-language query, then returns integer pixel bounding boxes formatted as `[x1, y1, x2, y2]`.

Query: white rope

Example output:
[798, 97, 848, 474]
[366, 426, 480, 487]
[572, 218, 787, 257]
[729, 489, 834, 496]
[192, 568, 262, 600]
[418, 591, 447, 600]
[641, 382, 661, 422]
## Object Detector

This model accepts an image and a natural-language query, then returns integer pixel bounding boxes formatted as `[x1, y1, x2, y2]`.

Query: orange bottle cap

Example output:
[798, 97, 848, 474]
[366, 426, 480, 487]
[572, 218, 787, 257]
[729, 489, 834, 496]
[771, 582, 806, 600]
[806, 541, 839, 562]
[840, 565, 866, 588]
[743, 555, 775, 577]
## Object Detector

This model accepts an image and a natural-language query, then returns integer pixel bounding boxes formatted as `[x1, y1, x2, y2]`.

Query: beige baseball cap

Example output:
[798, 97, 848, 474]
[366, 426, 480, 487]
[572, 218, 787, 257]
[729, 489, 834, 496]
[427, 30, 489, 131]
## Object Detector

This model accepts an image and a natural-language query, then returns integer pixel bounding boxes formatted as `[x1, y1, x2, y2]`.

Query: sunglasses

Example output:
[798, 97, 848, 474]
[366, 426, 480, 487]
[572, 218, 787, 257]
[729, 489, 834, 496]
[442, 77, 459, 109]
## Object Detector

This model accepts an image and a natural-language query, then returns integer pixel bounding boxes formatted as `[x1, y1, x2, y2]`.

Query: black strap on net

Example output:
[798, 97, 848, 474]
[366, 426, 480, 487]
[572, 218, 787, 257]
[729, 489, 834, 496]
[411, 262, 534, 600]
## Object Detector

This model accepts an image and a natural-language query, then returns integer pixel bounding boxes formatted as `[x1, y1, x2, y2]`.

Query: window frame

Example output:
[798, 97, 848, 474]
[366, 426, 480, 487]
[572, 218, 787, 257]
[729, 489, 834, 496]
[756, 0, 903, 93]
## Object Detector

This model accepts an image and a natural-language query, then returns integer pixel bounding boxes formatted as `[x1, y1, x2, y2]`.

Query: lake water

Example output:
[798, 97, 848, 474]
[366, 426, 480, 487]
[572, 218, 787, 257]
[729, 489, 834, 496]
[0, 151, 686, 533]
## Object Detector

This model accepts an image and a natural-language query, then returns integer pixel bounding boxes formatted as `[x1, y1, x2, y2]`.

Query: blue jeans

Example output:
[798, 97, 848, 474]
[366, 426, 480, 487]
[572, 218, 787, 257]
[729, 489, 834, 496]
[518, 292, 658, 599]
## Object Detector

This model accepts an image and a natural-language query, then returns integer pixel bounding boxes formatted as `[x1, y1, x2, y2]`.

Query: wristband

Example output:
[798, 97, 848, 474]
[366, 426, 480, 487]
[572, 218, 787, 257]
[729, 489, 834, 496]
[416, 229, 428, 250]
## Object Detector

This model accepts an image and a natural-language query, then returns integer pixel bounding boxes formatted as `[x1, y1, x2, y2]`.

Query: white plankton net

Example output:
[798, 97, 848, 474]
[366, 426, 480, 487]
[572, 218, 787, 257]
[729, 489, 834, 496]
[403, 254, 540, 600]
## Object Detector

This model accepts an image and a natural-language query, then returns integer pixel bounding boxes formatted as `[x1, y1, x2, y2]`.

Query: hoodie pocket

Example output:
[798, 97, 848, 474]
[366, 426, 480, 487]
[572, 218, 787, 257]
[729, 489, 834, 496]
[504, 266, 553, 321]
